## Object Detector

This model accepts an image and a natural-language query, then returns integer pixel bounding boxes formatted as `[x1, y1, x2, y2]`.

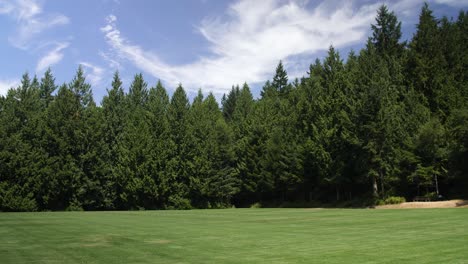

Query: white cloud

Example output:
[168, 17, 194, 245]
[0, 79, 19, 96]
[79, 62, 105, 87]
[373, 0, 468, 20]
[99, 50, 122, 69]
[0, 0, 69, 49]
[101, 15, 178, 84]
[432, 0, 468, 7]
[36, 42, 69, 72]
[101, 0, 468, 94]
[0, 1, 14, 14]
[101, 0, 380, 94]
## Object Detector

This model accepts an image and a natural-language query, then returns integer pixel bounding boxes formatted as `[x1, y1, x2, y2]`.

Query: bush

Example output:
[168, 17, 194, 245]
[65, 201, 84, 211]
[376, 199, 386, 206]
[250, 202, 262, 208]
[424, 192, 438, 200]
[0, 184, 38, 212]
[384, 196, 406, 205]
[167, 196, 192, 210]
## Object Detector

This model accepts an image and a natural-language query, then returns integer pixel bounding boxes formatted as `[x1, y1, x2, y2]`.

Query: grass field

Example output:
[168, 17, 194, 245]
[1, 208, 467, 263]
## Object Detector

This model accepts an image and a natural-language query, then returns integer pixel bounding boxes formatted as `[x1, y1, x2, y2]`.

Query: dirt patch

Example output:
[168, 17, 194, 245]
[377, 199, 468, 209]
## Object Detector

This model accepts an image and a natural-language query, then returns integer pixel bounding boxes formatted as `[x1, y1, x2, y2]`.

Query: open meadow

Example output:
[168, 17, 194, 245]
[1, 208, 467, 263]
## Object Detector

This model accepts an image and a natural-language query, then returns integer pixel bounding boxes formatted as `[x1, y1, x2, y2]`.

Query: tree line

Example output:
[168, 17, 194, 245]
[0, 4, 467, 211]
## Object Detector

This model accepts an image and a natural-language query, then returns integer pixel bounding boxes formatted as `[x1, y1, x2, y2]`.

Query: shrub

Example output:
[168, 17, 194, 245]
[167, 196, 192, 210]
[0, 184, 38, 212]
[250, 202, 262, 208]
[384, 196, 406, 204]
[424, 192, 438, 200]
[376, 199, 386, 206]
[65, 201, 84, 211]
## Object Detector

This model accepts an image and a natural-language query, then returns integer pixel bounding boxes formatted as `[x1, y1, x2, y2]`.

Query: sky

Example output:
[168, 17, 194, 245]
[0, 0, 467, 102]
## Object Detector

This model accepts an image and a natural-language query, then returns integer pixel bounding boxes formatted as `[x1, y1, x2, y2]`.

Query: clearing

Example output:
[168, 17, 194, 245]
[0, 208, 467, 263]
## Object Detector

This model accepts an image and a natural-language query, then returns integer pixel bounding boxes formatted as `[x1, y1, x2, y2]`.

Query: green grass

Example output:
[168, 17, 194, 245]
[1, 208, 467, 263]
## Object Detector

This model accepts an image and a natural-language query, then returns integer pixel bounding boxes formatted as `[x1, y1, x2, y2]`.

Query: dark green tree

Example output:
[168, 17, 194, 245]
[69, 66, 94, 108]
[39, 68, 57, 107]
[101, 72, 126, 209]
[166, 84, 192, 209]
[272, 60, 289, 95]
[371, 5, 404, 57]
[127, 73, 148, 107]
[222, 85, 240, 121]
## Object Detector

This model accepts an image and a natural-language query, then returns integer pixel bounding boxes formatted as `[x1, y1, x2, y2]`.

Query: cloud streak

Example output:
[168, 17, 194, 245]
[433, 0, 468, 7]
[80, 62, 105, 87]
[101, 0, 383, 93]
[36, 42, 69, 73]
[0, 0, 69, 50]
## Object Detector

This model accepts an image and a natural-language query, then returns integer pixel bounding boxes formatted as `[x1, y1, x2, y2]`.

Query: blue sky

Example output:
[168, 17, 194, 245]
[0, 0, 467, 102]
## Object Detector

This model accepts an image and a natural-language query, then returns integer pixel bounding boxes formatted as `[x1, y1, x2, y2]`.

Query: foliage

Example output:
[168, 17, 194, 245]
[382, 196, 406, 205]
[0, 4, 467, 211]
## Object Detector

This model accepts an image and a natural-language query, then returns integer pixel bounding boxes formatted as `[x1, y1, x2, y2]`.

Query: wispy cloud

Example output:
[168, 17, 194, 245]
[101, 0, 381, 93]
[99, 50, 122, 69]
[0, 0, 69, 50]
[36, 42, 69, 73]
[101, 15, 177, 85]
[0, 79, 19, 96]
[432, 0, 468, 7]
[387, 0, 459, 18]
[80, 62, 105, 87]
[0, 1, 14, 14]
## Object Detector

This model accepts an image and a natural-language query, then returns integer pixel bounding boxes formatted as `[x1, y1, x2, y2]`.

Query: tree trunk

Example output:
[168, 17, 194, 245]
[372, 176, 378, 198]
[380, 170, 385, 197]
[434, 174, 439, 196]
[336, 186, 340, 201]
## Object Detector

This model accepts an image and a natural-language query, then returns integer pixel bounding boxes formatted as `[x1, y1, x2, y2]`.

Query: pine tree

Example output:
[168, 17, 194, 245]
[272, 60, 289, 95]
[222, 85, 240, 121]
[69, 66, 94, 108]
[410, 117, 448, 197]
[371, 5, 404, 58]
[407, 3, 446, 113]
[40, 68, 57, 108]
[166, 84, 192, 209]
[233, 83, 254, 124]
[127, 73, 148, 108]
[0, 73, 42, 211]
[101, 72, 126, 209]
[146, 80, 171, 208]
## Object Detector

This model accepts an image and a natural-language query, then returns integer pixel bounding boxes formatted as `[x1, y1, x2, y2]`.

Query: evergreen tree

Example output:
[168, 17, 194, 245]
[272, 60, 289, 95]
[447, 109, 468, 196]
[166, 84, 192, 209]
[101, 72, 126, 209]
[40, 68, 57, 107]
[222, 85, 240, 121]
[0, 2, 466, 210]
[410, 117, 448, 197]
[69, 66, 94, 108]
[146, 80, 172, 208]
[127, 73, 148, 108]
[407, 3, 446, 113]
[371, 5, 404, 57]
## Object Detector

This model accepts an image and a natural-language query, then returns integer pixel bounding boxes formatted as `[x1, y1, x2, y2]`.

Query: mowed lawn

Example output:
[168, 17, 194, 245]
[0, 208, 467, 263]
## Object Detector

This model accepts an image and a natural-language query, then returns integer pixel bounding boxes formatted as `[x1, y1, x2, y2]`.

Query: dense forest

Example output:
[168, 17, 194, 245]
[0, 4, 467, 211]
